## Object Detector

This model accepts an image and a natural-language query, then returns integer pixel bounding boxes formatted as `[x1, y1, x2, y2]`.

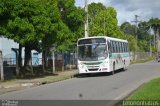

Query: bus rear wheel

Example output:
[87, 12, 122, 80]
[112, 63, 115, 75]
[123, 61, 127, 71]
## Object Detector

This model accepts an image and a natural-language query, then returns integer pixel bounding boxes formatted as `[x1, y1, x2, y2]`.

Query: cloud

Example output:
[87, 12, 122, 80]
[109, 0, 160, 24]
[75, 0, 109, 7]
[75, 0, 160, 25]
[110, 0, 160, 12]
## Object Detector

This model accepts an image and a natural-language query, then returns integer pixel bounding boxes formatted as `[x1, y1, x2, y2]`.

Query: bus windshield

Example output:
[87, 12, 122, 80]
[78, 43, 108, 61]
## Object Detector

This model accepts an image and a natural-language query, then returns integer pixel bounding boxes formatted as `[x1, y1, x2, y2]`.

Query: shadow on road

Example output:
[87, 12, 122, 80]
[74, 69, 125, 78]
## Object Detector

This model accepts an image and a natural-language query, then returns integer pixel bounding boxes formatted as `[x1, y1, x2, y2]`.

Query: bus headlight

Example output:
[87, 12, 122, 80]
[101, 62, 108, 67]
[78, 63, 85, 69]
[100, 62, 108, 71]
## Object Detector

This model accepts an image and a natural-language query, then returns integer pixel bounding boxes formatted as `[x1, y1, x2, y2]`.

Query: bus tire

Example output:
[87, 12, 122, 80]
[112, 63, 115, 75]
[123, 61, 126, 71]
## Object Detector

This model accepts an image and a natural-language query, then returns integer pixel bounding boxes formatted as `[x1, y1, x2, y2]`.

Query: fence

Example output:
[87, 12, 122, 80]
[45, 52, 77, 71]
[130, 52, 156, 61]
[1, 51, 157, 80]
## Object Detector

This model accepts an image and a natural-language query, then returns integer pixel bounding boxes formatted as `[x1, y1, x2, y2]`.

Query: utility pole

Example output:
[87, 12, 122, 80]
[156, 28, 160, 56]
[84, 0, 89, 38]
[0, 51, 4, 81]
[51, 44, 56, 74]
[131, 15, 140, 61]
[147, 26, 152, 56]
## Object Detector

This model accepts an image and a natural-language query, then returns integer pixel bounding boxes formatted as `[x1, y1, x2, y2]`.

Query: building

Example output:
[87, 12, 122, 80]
[0, 36, 42, 66]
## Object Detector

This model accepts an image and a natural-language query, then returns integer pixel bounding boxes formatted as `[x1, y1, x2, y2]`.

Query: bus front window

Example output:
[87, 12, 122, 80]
[78, 44, 108, 61]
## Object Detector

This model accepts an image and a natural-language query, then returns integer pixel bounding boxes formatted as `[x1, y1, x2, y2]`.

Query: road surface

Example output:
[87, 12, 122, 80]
[0, 60, 160, 105]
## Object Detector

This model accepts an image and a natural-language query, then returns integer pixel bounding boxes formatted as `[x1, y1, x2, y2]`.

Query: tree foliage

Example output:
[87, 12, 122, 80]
[120, 22, 136, 36]
[121, 18, 160, 52]
[88, 3, 124, 38]
[56, 0, 85, 52]
[0, 0, 85, 75]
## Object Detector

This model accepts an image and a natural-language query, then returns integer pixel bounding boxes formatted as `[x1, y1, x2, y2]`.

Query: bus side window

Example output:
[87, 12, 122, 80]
[116, 42, 119, 53]
[127, 43, 129, 52]
[108, 41, 111, 52]
[118, 42, 120, 53]
[121, 42, 123, 53]
[122, 42, 124, 53]
[112, 41, 114, 53]
[119, 42, 122, 53]
[109, 41, 111, 52]
[120, 42, 122, 53]
[116, 42, 118, 53]
[108, 41, 112, 57]
[113, 41, 116, 53]
[124, 43, 127, 52]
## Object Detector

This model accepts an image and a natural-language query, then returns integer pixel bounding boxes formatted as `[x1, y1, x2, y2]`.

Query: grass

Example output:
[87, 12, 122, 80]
[0, 70, 78, 94]
[0, 70, 77, 84]
[131, 56, 155, 64]
[38, 71, 78, 83]
[126, 77, 160, 100]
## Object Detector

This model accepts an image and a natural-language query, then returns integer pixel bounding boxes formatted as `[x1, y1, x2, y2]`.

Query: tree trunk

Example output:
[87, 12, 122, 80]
[18, 44, 22, 69]
[52, 51, 55, 74]
[24, 46, 33, 75]
[42, 50, 46, 73]
[16, 44, 22, 77]
[15, 51, 19, 76]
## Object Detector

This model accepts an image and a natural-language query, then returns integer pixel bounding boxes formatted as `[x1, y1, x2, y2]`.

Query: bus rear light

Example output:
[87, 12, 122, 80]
[102, 68, 108, 71]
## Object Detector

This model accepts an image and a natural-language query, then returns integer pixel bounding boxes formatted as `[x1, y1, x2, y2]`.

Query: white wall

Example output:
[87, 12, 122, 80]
[0, 36, 19, 58]
[0, 36, 42, 65]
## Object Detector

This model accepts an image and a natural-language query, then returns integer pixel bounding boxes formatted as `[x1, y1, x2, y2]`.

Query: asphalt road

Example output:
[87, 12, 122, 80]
[0, 60, 160, 105]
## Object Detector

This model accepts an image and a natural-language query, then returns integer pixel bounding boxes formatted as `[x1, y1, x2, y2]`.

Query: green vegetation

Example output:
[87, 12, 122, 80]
[0, 71, 77, 94]
[127, 77, 160, 100]
[0, 0, 85, 76]
[88, 3, 124, 38]
[120, 18, 160, 52]
[131, 56, 155, 64]
[40, 71, 77, 83]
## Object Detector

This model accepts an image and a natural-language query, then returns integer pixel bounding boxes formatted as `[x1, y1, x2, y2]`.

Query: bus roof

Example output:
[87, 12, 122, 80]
[78, 36, 128, 43]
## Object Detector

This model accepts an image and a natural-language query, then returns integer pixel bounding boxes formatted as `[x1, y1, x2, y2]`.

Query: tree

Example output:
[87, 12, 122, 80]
[120, 21, 152, 52]
[88, 3, 124, 38]
[0, 0, 66, 76]
[57, 0, 85, 44]
[138, 21, 150, 41]
[120, 22, 136, 36]
[126, 34, 137, 51]
[148, 18, 160, 50]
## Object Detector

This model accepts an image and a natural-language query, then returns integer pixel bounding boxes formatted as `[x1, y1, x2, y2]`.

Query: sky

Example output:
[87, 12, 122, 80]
[75, 0, 160, 25]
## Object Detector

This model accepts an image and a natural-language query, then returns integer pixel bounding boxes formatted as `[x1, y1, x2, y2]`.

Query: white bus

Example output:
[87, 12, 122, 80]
[77, 36, 130, 74]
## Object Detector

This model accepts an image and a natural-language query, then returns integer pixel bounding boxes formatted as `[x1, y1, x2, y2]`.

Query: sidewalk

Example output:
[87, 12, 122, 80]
[0, 70, 78, 95]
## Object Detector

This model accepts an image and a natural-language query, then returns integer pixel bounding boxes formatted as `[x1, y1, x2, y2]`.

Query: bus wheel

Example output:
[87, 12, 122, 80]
[123, 61, 126, 71]
[112, 63, 115, 75]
